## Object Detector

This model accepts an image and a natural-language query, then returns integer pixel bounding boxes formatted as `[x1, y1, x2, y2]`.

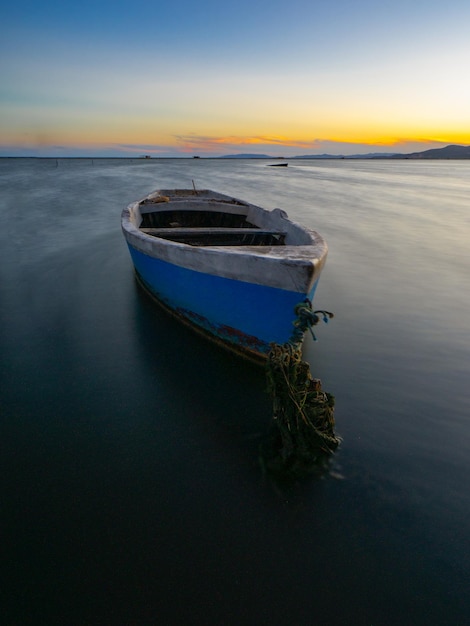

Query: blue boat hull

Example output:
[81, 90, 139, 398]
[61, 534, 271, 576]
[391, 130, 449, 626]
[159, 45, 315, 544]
[128, 245, 319, 358]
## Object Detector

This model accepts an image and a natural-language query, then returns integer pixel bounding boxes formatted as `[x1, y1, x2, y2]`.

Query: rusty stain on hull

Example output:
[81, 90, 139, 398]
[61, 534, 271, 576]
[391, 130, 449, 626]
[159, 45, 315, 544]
[135, 272, 267, 362]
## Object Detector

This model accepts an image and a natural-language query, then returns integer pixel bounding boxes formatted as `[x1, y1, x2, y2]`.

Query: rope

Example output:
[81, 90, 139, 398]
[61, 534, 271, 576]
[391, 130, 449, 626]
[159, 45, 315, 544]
[290, 300, 334, 345]
[262, 300, 339, 480]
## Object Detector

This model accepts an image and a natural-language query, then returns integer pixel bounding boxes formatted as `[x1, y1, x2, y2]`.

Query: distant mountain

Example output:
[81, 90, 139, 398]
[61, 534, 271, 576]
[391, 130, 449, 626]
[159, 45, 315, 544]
[219, 153, 273, 159]
[347, 152, 400, 159]
[384, 144, 470, 159]
[290, 152, 397, 159]
[289, 146, 470, 159]
[290, 153, 344, 159]
[218, 145, 470, 160]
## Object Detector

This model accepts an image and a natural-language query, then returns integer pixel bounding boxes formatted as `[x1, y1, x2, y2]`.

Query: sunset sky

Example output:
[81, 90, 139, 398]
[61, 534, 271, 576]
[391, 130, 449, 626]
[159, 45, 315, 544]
[1, 0, 469, 157]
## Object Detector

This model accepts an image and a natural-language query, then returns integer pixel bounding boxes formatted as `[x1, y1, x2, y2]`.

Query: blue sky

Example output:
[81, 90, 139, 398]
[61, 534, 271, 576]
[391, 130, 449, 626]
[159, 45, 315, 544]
[1, 0, 469, 156]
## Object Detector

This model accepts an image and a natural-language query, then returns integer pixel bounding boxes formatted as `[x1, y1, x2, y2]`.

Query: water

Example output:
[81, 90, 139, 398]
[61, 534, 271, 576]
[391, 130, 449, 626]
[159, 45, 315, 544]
[1, 158, 469, 625]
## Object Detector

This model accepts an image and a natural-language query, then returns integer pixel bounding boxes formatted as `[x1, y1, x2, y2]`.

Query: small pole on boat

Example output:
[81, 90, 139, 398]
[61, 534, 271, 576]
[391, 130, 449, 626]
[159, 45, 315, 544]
[192, 179, 198, 195]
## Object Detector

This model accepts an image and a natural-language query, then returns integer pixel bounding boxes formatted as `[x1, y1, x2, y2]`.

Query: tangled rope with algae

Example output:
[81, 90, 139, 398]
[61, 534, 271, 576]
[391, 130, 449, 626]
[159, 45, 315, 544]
[261, 302, 340, 479]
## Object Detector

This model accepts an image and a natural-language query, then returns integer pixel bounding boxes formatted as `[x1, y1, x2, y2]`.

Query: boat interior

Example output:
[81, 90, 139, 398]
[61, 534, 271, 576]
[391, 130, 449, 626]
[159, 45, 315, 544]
[138, 207, 286, 247]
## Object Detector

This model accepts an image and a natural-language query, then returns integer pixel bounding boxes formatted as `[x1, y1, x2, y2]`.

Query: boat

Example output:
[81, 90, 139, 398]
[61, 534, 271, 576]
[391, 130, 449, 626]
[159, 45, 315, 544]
[121, 188, 328, 360]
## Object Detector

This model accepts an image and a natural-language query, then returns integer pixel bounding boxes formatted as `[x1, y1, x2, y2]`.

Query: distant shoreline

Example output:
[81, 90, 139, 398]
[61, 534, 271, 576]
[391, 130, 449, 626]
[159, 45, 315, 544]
[1, 144, 469, 160]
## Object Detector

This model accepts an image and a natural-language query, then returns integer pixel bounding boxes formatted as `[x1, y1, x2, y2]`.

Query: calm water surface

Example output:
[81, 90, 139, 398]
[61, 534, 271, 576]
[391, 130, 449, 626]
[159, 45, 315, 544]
[1, 158, 469, 625]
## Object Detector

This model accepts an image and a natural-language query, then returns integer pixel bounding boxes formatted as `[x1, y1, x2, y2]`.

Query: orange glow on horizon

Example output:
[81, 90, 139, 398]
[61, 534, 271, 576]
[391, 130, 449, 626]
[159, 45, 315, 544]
[2, 123, 469, 156]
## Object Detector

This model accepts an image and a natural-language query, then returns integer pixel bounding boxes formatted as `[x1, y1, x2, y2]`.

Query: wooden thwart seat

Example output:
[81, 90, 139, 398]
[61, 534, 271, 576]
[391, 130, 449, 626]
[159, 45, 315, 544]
[140, 227, 286, 237]
[139, 226, 287, 246]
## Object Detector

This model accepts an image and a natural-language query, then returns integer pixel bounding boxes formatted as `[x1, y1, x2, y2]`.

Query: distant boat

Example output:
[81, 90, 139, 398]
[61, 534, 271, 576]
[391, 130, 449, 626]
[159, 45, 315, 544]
[268, 162, 288, 167]
[122, 188, 327, 360]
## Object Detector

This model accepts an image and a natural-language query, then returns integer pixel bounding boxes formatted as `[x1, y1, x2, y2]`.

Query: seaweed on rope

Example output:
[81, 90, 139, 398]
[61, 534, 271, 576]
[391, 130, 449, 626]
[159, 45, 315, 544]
[261, 301, 340, 480]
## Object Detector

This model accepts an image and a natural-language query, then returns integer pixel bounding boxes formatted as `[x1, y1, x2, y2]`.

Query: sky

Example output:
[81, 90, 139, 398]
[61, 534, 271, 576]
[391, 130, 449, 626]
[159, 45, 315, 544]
[1, 0, 469, 157]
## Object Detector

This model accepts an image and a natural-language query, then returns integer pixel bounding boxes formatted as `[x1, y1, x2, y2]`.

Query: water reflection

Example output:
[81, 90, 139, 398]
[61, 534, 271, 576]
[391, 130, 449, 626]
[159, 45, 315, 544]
[132, 281, 271, 470]
[131, 280, 341, 486]
[1, 158, 469, 625]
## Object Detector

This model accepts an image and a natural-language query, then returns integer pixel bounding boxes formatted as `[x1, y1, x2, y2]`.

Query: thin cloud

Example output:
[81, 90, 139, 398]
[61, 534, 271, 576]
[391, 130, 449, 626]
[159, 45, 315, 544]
[171, 134, 451, 156]
[0, 137, 454, 158]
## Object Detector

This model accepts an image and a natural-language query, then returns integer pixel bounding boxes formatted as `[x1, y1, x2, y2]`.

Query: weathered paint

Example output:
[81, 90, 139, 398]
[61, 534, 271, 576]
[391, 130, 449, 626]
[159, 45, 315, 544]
[128, 245, 320, 356]
[122, 195, 327, 294]
[122, 189, 327, 358]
